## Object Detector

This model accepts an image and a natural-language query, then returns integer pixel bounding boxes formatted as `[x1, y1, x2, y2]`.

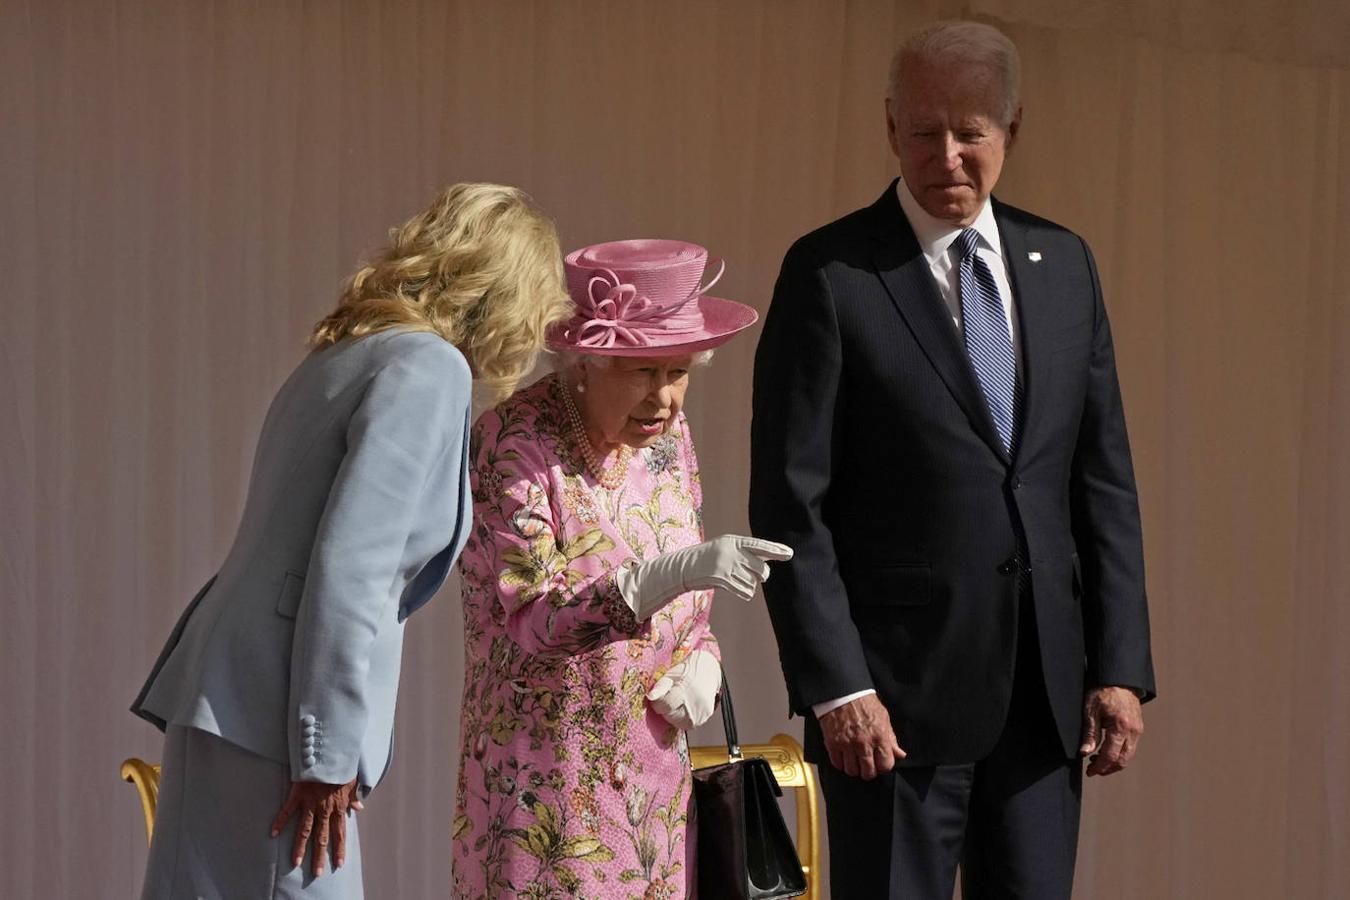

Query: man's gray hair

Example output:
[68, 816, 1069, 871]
[886, 20, 1022, 127]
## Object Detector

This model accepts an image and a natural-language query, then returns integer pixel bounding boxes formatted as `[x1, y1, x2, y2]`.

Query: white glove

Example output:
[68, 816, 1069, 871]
[648, 649, 722, 731]
[615, 534, 794, 621]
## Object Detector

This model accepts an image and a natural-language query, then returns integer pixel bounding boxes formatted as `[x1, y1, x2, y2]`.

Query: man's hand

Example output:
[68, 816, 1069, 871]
[270, 778, 363, 876]
[819, 694, 907, 780]
[1079, 686, 1144, 776]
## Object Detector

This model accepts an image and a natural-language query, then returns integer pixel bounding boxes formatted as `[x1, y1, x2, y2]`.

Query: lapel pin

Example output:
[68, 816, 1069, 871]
[1027, 251, 1042, 262]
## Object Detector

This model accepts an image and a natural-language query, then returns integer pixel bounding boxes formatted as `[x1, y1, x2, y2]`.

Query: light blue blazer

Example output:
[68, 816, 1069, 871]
[133, 329, 472, 791]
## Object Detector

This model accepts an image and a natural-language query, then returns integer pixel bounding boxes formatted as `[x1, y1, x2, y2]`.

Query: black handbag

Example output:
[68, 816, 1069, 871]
[692, 675, 808, 899]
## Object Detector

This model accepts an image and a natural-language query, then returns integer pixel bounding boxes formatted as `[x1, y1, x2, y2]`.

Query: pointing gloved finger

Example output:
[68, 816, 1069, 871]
[740, 539, 794, 561]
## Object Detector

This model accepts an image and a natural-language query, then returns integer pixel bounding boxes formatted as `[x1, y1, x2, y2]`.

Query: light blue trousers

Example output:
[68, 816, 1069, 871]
[140, 725, 364, 899]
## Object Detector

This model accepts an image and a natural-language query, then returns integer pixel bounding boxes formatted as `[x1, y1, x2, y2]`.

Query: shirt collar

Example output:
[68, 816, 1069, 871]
[896, 178, 1003, 264]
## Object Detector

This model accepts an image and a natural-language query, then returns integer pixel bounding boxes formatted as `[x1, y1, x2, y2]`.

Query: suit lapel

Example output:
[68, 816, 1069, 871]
[868, 183, 1010, 464]
[995, 201, 1053, 461]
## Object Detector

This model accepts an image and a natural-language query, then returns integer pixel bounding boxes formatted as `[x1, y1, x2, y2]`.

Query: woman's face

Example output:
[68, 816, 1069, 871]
[577, 355, 694, 451]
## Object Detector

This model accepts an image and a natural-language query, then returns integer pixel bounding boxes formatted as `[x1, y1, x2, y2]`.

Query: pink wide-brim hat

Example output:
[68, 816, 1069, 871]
[548, 239, 758, 357]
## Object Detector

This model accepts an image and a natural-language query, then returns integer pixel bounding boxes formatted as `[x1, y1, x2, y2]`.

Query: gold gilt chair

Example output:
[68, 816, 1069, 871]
[121, 758, 162, 845]
[689, 732, 821, 900]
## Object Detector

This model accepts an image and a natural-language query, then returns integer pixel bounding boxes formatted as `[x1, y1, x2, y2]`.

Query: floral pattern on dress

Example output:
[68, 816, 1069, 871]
[452, 375, 718, 899]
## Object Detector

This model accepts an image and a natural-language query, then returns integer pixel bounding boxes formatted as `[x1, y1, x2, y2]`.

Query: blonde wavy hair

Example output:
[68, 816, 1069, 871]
[311, 182, 574, 402]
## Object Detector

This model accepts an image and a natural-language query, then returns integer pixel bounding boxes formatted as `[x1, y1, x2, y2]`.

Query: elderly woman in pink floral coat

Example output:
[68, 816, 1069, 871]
[451, 240, 792, 899]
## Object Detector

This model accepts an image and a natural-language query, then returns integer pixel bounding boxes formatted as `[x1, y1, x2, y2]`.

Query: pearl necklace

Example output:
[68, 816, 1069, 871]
[558, 380, 634, 490]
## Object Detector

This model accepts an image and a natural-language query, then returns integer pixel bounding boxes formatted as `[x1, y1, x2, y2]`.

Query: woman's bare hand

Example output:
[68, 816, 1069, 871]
[270, 778, 362, 876]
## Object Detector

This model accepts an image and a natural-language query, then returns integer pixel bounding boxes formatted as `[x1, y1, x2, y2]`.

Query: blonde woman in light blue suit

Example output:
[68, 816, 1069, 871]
[132, 183, 573, 899]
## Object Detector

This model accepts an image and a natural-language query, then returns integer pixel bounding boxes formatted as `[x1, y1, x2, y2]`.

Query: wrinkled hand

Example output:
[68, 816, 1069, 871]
[270, 778, 363, 876]
[820, 694, 907, 780]
[648, 649, 721, 731]
[1079, 686, 1144, 776]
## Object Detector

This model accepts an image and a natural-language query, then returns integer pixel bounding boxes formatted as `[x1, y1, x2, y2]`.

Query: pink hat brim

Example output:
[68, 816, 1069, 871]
[549, 296, 759, 357]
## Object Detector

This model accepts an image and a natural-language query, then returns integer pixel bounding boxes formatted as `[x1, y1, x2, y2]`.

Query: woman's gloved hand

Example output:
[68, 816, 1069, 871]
[615, 534, 794, 621]
[648, 649, 722, 731]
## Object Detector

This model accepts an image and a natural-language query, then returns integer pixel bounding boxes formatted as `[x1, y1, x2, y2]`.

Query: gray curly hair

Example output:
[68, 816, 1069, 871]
[549, 349, 715, 372]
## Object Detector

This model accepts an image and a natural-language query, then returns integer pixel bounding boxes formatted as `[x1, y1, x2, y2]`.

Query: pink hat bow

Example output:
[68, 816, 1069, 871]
[572, 261, 724, 350]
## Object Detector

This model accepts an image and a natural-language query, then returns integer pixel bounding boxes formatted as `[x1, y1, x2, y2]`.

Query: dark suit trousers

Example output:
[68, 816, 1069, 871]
[820, 587, 1082, 900]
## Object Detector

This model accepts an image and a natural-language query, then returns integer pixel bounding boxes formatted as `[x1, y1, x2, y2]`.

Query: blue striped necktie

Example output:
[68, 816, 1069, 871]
[954, 227, 1021, 452]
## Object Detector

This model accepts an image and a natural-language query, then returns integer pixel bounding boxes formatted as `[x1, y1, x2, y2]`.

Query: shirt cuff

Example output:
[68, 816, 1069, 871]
[812, 689, 877, 719]
[1099, 684, 1148, 700]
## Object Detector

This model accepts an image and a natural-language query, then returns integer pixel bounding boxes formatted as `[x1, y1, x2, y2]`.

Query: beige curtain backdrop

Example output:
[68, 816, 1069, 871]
[3, 1, 1348, 897]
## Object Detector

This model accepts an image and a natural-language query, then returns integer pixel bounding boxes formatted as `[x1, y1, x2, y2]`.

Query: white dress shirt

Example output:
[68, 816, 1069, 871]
[896, 178, 1022, 365]
[811, 180, 1022, 721]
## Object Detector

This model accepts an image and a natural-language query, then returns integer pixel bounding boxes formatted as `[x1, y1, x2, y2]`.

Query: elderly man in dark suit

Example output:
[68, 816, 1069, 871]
[750, 20, 1155, 899]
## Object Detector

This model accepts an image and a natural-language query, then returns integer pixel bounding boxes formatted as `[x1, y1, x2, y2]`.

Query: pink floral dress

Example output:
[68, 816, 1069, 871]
[452, 374, 719, 899]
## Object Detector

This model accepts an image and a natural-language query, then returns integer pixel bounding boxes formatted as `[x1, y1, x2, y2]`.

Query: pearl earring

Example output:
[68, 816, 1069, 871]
[576, 382, 586, 394]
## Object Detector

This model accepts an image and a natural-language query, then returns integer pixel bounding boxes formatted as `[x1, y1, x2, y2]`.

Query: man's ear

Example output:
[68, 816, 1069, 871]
[1005, 105, 1024, 150]
[885, 99, 902, 158]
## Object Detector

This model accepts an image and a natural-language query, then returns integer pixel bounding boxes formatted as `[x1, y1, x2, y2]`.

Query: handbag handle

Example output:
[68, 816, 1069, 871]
[718, 672, 742, 759]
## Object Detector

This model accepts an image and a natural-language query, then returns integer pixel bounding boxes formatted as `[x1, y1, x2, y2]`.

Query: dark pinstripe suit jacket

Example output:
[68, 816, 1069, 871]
[750, 180, 1155, 765]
